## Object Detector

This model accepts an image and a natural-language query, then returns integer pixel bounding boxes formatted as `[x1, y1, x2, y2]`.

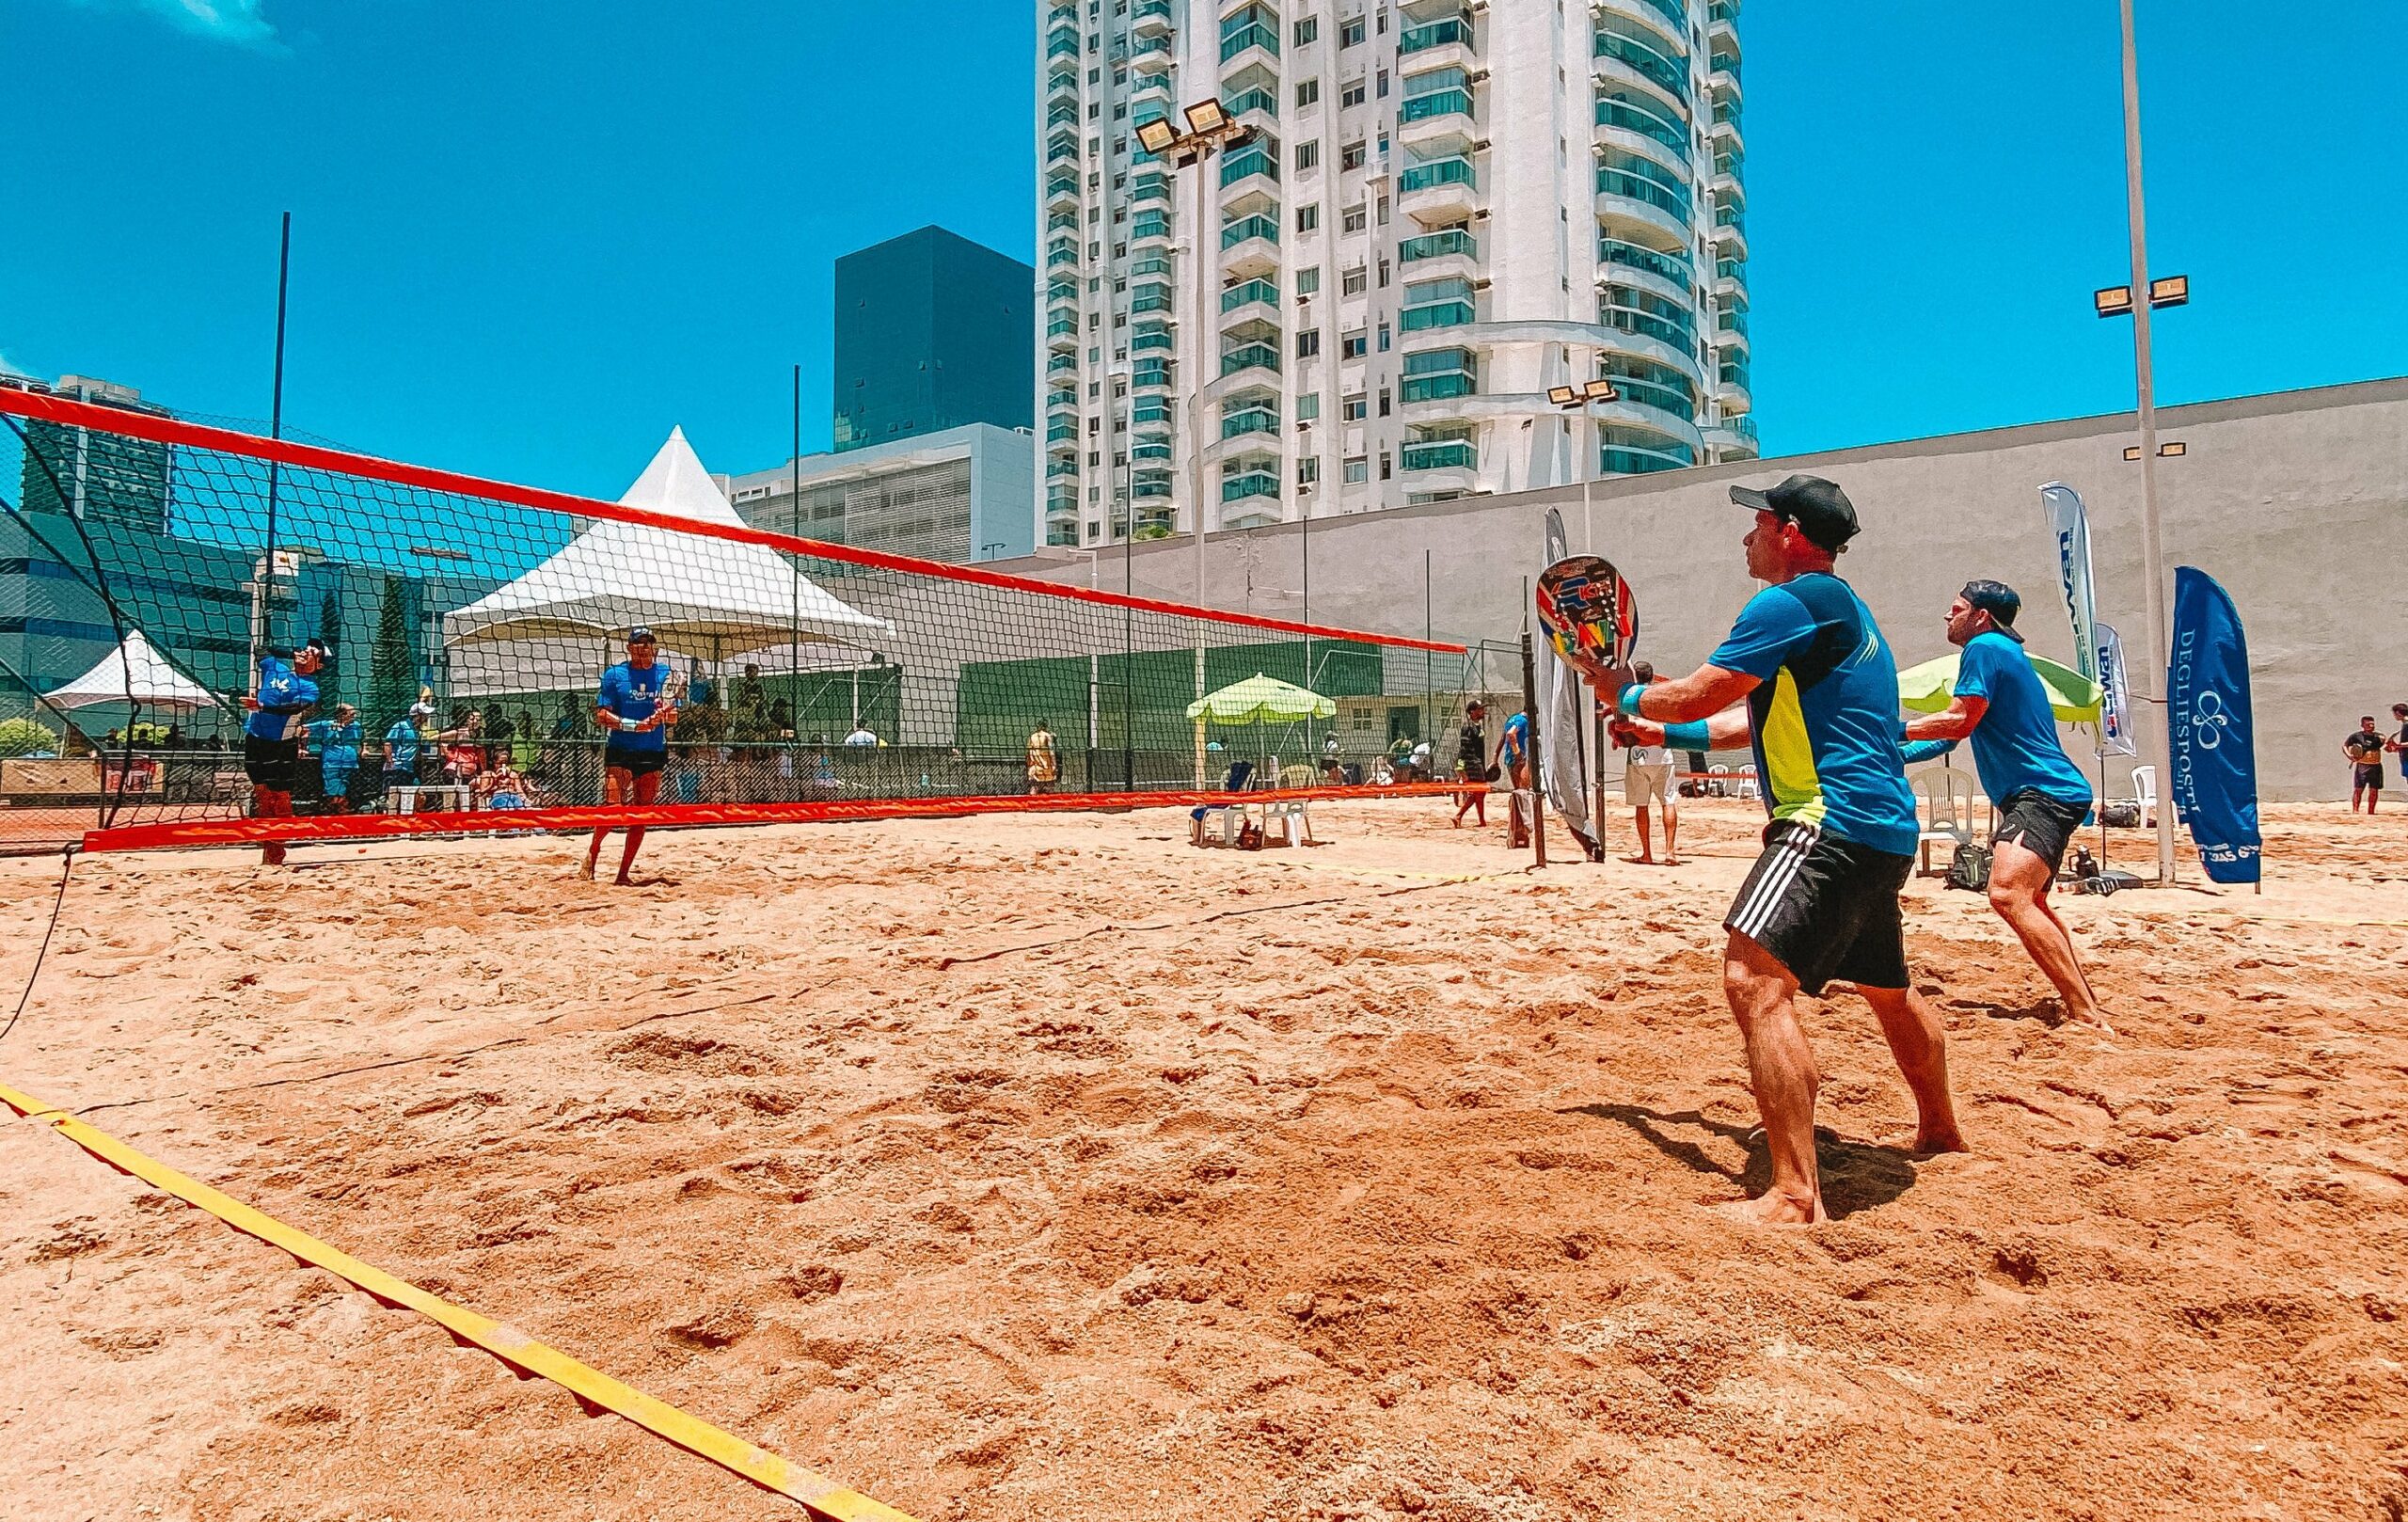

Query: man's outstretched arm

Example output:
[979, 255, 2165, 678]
[1621, 664, 1758, 726]
[1904, 694, 1988, 744]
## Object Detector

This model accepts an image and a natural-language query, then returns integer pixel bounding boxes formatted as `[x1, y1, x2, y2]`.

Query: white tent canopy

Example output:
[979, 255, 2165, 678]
[46, 629, 223, 712]
[442, 428, 892, 694]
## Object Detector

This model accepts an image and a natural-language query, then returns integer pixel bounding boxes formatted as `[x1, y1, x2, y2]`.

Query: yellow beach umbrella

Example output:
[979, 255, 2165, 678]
[1184, 674, 1337, 724]
[1897, 650, 2102, 724]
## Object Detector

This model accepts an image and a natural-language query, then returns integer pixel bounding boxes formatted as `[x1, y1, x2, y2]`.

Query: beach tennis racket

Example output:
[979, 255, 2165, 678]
[1535, 554, 1639, 693]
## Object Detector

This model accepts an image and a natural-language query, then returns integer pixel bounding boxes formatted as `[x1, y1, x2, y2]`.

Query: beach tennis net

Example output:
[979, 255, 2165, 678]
[0, 383, 1482, 851]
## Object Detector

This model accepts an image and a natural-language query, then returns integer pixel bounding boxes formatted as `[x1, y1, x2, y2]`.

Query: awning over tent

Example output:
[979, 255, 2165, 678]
[45, 630, 223, 712]
[442, 429, 891, 691]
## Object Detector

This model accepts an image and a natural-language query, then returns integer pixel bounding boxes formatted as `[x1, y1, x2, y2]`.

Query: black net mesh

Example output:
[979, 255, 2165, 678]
[0, 385, 1487, 851]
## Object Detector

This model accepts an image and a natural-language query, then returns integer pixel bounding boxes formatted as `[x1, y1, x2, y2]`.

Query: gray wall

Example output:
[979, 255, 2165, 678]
[995, 378, 2408, 801]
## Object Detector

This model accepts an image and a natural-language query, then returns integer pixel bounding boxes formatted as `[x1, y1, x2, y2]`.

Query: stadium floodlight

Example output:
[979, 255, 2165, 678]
[2094, 285, 2134, 318]
[1581, 378, 1620, 403]
[1183, 99, 1229, 135]
[2148, 274, 2190, 308]
[1135, 117, 1179, 155]
[1546, 385, 1579, 406]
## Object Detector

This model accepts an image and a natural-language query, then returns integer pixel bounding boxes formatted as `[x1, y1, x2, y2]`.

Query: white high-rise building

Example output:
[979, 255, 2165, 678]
[1036, 0, 1754, 548]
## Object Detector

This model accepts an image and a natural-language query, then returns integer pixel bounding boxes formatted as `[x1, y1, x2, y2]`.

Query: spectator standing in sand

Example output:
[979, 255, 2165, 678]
[1621, 662, 1679, 865]
[1026, 720, 1059, 795]
[1902, 581, 2109, 1034]
[1611, 474, 1964, 1224]
[383, 700, 433, 804]
[581, 626, 679, 885]
[1451, 699, 1491, 829]
[243, 638, 328, 866]
[306, 703, 361, 815]
[2346, 716, 2386, 813]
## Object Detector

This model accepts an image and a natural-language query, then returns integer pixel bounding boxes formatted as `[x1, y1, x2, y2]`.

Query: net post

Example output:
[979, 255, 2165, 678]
[1519, 628, 1547, 869]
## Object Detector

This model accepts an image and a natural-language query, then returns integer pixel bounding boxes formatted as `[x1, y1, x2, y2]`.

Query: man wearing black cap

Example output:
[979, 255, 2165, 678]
[1902, 582, 2109, 1033]
[581, 626, 680, 884]
[1451, 699, 1491, 829]
[242, 638, 328, 867]
[1610, 475, 1964, 1224]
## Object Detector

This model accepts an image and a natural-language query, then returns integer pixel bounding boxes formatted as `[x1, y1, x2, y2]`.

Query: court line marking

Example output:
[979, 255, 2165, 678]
[0, 1079, 919, 1522]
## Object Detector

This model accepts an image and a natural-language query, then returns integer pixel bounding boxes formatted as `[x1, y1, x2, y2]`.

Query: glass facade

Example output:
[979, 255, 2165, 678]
[833, 227, 1036, 453]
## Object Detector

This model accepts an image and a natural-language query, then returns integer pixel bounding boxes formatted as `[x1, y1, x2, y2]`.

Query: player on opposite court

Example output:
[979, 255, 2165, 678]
[242, 637, 329, 868]
[1900, 580, 2111, 1033]
[581, 626, 679, 885]
[1610, 474, 1965, 1225]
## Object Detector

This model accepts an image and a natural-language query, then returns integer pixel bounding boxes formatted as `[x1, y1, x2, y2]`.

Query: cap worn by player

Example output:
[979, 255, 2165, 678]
[1730, 474, 1861, 554]
[626, 626, 657, 645]
[1960, 579, 2025, 643]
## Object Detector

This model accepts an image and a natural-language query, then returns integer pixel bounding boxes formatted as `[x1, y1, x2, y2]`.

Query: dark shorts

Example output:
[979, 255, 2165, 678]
[1993, 790, 2092, 877]
[2355, 763, 2384, 790]
[603, 743, 667, 779]
[243, 734, 303, 792]
[1725, 819, 1914, 996]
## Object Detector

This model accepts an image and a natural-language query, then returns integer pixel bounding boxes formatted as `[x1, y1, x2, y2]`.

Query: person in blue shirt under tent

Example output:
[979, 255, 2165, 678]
[243, 637, 329, 867]
[1901, 580, 2111, 1037]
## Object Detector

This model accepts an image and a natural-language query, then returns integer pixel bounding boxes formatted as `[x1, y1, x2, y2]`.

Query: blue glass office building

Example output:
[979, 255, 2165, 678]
[833, 227, 1034, 453]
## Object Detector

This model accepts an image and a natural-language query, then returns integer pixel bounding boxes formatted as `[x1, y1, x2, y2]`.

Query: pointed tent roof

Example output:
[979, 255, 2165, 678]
[46, 629, 223, 712]
[443, 428, 892, 660]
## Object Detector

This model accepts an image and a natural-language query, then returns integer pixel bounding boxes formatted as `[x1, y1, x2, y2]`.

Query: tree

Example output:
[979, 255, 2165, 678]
[0, 718, 59, 757]
[369, 575, 416, 728]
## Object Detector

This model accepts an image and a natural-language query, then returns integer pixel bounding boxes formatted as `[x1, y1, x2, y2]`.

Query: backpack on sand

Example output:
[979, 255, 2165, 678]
[1946, 842, 1991, 893]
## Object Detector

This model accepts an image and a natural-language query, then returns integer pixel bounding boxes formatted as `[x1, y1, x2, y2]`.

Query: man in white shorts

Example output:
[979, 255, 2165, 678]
[1621, 661, 1679, 864]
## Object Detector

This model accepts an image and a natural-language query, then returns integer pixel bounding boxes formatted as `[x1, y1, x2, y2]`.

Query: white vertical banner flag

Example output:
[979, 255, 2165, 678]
[2096, 622, 2138, 757]
[2038, 482, 2101, 682]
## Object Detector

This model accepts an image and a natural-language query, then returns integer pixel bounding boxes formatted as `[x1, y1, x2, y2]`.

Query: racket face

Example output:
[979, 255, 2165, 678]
[1535, 555, 1638, 684]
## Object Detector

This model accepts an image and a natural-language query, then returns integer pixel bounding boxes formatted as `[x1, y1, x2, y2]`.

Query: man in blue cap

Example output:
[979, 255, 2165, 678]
[243, 638, 328, 866]
[1611, 474, 1964, 1225]
[1902, 580, 2109, 1033]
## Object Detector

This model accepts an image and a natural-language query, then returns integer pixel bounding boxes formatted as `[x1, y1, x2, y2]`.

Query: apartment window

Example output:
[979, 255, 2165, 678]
[1293, 16, 1318, 45]
[1341, 330, 1368, 359]
[1341, 203, 1367, 233]
[1087, 451, 1101, 466]
[1378, 322, 1391, 352]
[1378, 387, 1391, 417]
[1298, 456, 1321, 485]
[1340, 15, 1366, 47]
[1378, 258, 1391, 286]
[1296, 78, 1321, 108]
[1089, 103, 1101, 119]
[1343, 455, 1369, 484]
[1341, 139, 1367, 171]
[1089, 381, 1102, 397]
[1295, 139, 1321, 171]
[1379, 452, 1392, 481]
[1339, 78, 1367, 108]
[1296, 266, 1322, 295]
[1296, 327, 1323, 357]
[1296, 391, 1321, 420]
[1296, 204, 1321, 233]
[1376, 69, 1389, 98]
[1341, 392, 1367, 420]
[1342, 266, 1368, 295]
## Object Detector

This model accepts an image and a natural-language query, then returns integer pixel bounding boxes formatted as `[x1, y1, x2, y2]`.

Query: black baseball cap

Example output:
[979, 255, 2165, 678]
[1960, 579, 2024, 642]
[626, 625, 658, 644]
[1730, 474, 1861, 554]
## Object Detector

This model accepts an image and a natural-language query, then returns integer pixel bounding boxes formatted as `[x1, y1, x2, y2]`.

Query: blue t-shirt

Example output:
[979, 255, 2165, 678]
[1954, 631, 2093, 806]
[1499, 711, 1530, 765]
[1708, 573, 1920, 857]
[245, 658, 319, 741]
[597, 662, 669, 754]
[384, 719, 423, 772]
[307, 719, 360, 774]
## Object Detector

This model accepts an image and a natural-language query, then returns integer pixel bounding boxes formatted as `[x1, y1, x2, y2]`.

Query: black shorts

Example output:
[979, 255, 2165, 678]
[1725, 819, 1914, 996]
[602, 743, 667, 778]
[2355, 763, 2384, 790]
[243, 734, 303, 792]
[1993, 790, 2091, 877]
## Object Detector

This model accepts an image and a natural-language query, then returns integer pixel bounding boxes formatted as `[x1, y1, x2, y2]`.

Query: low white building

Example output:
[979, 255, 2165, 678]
[721, 422, 1038, 566]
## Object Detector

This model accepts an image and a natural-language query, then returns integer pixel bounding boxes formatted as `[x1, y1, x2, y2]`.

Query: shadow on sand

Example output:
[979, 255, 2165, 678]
[1561, 1102, 1922, 1219]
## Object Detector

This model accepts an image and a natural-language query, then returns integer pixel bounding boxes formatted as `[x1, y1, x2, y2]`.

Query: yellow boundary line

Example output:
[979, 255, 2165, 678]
[0, 1080, 917, 1522]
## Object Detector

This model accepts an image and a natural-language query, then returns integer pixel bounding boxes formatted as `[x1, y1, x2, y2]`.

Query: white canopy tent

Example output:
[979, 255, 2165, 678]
[45, 629, 224, 713]
[442, 428, 892, 695]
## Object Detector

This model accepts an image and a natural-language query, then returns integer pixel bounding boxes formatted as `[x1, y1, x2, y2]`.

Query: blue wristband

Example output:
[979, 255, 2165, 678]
[1662, 721, 1711, 751]
[1615, 682, 1649, 718]
[1899, 738, 1956, 765]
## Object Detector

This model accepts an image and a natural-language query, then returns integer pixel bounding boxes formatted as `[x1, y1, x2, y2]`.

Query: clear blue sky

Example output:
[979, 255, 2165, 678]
[2, 0, 2400, 500]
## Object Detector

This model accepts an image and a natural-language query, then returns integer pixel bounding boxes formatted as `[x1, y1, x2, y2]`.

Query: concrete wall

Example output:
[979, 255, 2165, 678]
[991, 378, 2408, 801]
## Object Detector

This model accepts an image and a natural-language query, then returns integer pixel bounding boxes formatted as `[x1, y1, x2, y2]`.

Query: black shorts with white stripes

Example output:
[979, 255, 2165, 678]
[1724, 818, 1916, 996]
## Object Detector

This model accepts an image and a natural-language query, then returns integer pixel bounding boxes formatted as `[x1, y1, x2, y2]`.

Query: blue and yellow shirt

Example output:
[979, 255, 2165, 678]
[1955, 631, 2093, 807]
[1708, 573, 1919, 857]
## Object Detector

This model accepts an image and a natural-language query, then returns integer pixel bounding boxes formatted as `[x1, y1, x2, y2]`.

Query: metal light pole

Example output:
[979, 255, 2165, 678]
[1138, 102, 1255, 785]
[2116, 0, 2178, 886]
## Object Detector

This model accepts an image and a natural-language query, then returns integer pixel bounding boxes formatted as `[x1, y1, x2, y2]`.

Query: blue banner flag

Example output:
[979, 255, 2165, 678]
[2167, 567, 2261, 884]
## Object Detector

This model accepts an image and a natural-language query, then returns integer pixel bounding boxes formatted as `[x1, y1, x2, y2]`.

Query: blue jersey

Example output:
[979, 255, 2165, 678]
[384, 719, 423, 772]
[1708, 573, 1919, 857]
[246, 658, 319, 741]
[307, 719, 360, 774]
[1500, 711, 1530, 765]
[1955, 631, 2092, 806]
[598, 662, 669, 754]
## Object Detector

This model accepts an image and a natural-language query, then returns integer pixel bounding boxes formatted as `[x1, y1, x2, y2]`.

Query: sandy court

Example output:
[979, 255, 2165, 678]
[1, 796, 2405, 1521]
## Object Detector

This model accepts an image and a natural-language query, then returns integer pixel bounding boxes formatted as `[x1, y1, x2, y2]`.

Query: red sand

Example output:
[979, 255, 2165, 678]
[2, 799, 2404, 1520]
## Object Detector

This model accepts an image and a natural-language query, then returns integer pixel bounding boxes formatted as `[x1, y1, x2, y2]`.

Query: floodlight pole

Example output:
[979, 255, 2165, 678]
[258, 211, 292, 664]
[2118, 0, 2178, 886]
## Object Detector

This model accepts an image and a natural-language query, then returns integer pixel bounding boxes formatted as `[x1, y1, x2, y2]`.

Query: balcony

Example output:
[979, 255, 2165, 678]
[1595, 163, 1692, 246]
[1225, 84, 1279, 124]
[1220, 460, 1282, 504]
[1132, 172, 1171, 204]
[1402, 439, 1477, 472]
[1219, 18, 1280, 68]
[1133, 0, 1172, 36]
[1398, 153, 1479, 225]
[1221, 397, 1280, 441]
[1131, 281, 1174, 315]
[1597, 235, 1692, 305]
[1220, 212, 1280, 275]
[1399, 228, 1478, 266]
[1046, 101, 1080, 131]
[1400, 344, 1479, 404]
[1046, 27, 1080, 61]
[1221, 275, 1280, 320]
[1218, 141, 1280, 192]
[1714, 308, 1751, 354]
[1710, 108, 1743, 156]
[1596, 92, 1690, 168]
[1047, 352, 1079, 375]
[1401, 13, 1474, 56]
[1046, 173, 1081, 207]
[1220, 340, 1282, 379]
[1708, 55, 1742, 108]
[1045, 420, 1078, 445]
[1708, 9, 1739, 58]
[1131, 209, 1173, 244]
[1401, 66, 1478, 153]
[1601, 292, 1698, 356]
[1710, 202, 1748, 259]
[1594, 24, 1690, 106]
[1713, 256, 1748, 302]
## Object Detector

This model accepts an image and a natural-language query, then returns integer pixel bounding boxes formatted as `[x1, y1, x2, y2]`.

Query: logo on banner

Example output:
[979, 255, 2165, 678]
[2190, 689, 2232, 750]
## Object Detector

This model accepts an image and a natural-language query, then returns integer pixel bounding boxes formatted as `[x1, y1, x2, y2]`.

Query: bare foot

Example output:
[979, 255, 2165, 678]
[1718, 1191, 1826, 1226]
[2062, 1008, 2117, 1038]
[576, 859, 596, 881]
[1622, 853, 1656, 865]
[1879, 1126, 1969, 1156]
[1662, 856, 1682, 866]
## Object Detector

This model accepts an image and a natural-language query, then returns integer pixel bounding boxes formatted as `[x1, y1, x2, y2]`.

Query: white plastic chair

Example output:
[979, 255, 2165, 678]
[1911, 769, 1978, 877]
[1707, 764, 1731, 797]
[2130, 765, 2158, 827]
[1734, 764, 1760, 801]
